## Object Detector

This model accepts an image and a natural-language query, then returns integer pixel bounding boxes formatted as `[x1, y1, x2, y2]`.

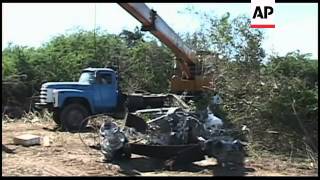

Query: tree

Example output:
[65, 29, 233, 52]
[179, 8, 317, 155]
[119, 26, 144, 48]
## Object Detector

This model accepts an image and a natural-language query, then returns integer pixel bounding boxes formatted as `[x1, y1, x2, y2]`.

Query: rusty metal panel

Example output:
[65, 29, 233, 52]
[170, 77, 213, 92]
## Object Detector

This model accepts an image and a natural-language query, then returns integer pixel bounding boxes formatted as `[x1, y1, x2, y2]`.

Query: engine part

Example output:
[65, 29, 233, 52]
[100, 121, 131, 161]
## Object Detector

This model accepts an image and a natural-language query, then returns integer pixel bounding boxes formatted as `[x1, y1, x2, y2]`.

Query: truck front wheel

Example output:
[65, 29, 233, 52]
[60, 103, 89, 132]
[52, 109, 61, 125]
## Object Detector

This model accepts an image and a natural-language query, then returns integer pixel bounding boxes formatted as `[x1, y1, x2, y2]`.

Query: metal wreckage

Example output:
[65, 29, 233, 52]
[97, 94, 249, 168]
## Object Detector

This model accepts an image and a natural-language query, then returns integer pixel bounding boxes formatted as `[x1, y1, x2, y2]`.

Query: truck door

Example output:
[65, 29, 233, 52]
[96, 72, 117, 112]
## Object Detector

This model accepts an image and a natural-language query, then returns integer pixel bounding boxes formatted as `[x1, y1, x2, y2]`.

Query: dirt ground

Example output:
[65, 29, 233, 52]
[2, 120, 318, 176]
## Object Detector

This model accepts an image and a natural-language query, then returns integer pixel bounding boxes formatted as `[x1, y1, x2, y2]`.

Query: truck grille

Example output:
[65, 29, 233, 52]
[40, 88, 47, 103]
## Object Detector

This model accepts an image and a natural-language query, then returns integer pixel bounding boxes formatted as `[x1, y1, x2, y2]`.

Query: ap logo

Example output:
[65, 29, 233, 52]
[251, 0, 275, 28]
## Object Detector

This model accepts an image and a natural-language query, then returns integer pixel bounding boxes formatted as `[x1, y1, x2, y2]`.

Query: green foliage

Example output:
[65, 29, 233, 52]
[2, 28, 174, 106]
[124, 40, 174, 93]
[260, 53, 318, 152]
[119, 26, 145, 48]
[181, 9, 318, 156]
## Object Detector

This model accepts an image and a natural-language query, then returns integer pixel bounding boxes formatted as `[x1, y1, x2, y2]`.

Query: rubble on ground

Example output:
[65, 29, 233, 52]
[99, 105, 248, 168]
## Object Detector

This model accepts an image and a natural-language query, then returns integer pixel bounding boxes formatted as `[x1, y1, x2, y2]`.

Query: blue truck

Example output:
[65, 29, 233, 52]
[36, 68, 127, 131]
[35, 67, 177, 131]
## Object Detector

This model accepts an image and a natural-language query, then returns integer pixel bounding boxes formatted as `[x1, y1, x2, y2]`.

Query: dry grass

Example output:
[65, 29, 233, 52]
[2, 110, 53, 123]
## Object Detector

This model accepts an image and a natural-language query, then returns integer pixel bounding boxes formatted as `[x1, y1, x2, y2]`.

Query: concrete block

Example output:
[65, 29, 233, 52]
[13, 134, 41, 146]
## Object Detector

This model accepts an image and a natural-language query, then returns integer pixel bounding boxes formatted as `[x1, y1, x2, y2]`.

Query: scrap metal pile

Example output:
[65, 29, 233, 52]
[99, 104, 248, 168]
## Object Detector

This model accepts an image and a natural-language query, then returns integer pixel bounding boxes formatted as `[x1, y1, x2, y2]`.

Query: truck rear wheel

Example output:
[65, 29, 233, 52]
[60, 103, 89, 132]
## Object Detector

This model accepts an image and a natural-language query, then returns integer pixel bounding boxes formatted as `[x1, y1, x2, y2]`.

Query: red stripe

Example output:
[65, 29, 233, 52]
[250, 24, 275, 28]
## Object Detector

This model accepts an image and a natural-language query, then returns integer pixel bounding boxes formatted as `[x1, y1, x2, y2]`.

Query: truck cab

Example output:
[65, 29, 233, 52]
[36, 68, 124, 131]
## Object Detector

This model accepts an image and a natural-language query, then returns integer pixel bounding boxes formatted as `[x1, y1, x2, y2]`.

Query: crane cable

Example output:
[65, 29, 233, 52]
[93, 3, 97, 62]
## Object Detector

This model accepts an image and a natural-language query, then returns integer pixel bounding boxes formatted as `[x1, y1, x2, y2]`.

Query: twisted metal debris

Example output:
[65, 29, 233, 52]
[99, 106, 248, 168]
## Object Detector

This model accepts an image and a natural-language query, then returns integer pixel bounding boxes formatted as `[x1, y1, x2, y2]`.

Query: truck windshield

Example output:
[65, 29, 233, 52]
[79, 71, 95, 84]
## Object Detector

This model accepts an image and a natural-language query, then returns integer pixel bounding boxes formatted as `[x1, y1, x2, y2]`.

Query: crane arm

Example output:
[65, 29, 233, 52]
[119, 3, 198, 79]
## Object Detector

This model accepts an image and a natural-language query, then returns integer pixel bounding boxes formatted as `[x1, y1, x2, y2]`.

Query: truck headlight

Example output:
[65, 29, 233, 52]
[52, 90, 59, 107]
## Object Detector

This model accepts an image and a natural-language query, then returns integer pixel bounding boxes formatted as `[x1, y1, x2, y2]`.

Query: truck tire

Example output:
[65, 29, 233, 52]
[60, 103, 89, 132]
[52, 109, 61, 125]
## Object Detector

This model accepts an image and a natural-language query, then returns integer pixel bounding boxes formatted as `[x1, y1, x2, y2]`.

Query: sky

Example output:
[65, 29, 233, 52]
[2, 3, 318, 59]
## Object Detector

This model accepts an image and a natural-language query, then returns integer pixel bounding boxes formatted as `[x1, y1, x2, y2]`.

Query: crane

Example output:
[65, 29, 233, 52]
[118, 3, 214, 94]
[34, 3, 216, 131]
